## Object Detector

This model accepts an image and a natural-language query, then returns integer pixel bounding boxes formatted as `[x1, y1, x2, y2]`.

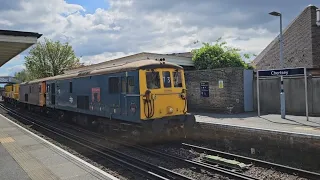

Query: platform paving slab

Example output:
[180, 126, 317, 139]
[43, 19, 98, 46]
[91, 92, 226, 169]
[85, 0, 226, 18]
[0, 143, 31, 180]
[0, 113, 119, 180]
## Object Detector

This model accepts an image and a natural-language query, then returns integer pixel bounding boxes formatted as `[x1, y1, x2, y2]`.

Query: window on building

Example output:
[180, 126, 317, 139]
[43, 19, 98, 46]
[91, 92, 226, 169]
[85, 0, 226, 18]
[29, 86, 31, 93]
[69, 82, 73, 93]
[162, 71, 172, 88]
[109, 77, 120, 93]
[39, 85, 41, 93]
[128, 76, 135, 93]
[173, 71, 183, 87]
[146, 72, 160, 89]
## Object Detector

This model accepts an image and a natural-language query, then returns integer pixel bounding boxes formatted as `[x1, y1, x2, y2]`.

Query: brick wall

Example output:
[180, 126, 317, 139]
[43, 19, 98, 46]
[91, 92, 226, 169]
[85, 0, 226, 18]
[185, 68, 244, 113]
[194, 123, 320, 173]
[254, 6, 315, 70]
[311, 6, 320, 67]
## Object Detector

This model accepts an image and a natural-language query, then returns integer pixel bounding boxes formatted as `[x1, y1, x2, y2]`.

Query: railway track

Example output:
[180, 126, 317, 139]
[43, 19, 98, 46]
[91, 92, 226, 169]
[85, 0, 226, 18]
[3, 103, 318, 180]
[181, 143, 320, 180]
[0, 104, 193, 180]
[14, 107, 259, 180]
[61, 116, 320, 180]
[59, 124, 259, 180]
[1, 104, 260, 180]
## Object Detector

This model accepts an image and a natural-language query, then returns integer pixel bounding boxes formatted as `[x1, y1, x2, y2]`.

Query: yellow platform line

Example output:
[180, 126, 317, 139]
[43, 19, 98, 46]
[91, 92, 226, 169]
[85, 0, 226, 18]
[0, 132, 59, 180]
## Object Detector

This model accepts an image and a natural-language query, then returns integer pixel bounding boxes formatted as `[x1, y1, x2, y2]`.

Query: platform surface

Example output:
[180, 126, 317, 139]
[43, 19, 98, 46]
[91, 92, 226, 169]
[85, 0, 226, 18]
[0, 114, 119, 180]
[195, 112, 320, 136]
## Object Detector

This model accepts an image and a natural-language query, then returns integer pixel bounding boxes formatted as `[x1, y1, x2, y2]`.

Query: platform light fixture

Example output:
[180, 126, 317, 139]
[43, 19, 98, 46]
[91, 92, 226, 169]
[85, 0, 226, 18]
[269, 11, 281, 17]
[269, 11, 285, 119]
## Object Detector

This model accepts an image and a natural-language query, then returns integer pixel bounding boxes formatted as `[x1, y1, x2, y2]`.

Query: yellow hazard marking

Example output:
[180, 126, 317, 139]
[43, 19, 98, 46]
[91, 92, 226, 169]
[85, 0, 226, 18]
[293, 127, 315, 131]
[0, 137, 15, 143]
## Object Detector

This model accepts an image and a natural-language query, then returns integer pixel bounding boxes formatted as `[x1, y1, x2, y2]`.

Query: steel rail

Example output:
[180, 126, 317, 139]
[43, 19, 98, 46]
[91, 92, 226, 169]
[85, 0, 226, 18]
[119, 142, 259, 180]
[0, 104, 193, 180]
[182, 143, 320, 180]
[38, 116, 259, 180]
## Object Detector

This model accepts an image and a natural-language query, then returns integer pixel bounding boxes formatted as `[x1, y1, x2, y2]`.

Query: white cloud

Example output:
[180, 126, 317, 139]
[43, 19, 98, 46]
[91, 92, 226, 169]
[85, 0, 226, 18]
[81, 51, 133, 65]
[0, 20, 13, 26]
[1, 0, 316, 67]
[6, 64, 25, 73]
[9, 55, 23, 63]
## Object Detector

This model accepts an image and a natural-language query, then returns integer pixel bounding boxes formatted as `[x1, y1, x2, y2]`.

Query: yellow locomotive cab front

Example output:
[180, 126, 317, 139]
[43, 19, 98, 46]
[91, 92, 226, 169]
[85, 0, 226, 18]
[139, 68, 187, 120]
[138, 63, 195, 136]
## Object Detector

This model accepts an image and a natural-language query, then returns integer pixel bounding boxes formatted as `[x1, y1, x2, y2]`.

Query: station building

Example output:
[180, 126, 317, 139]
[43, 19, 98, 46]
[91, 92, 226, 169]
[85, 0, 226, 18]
[65, 52, 194, 74]
[252, 5, 320, 116]
[0, 30, 42, 67]
[252, 5, 320, 70]
[0, 30, 42, 85]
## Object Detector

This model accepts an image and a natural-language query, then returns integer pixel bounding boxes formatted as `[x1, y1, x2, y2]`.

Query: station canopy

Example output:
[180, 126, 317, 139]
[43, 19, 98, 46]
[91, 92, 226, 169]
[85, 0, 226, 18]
[0, 30, 42, 67]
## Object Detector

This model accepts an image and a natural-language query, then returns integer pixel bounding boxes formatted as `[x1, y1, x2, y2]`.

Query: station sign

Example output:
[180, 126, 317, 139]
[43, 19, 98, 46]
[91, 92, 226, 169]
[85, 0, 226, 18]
[258, 67, 305, 77]
[200, 81, 209, 97]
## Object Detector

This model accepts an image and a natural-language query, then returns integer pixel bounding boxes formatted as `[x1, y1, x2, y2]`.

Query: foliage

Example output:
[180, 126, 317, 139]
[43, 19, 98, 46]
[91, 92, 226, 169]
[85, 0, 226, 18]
[192, 38, 255, 70]
[24, 38, 82, 80]
[14, 69, 32, 82]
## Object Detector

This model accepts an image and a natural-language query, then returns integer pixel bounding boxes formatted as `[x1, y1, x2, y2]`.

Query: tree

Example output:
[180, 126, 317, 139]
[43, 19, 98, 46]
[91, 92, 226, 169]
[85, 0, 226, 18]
[24, 38, 82, 79]
[14, 69, 31, 82]
[192, 38, 254, 70]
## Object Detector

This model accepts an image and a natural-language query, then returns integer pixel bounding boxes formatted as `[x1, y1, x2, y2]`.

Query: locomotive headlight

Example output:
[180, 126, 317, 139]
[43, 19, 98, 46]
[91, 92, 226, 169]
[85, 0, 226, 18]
[167, 106, 173, 114]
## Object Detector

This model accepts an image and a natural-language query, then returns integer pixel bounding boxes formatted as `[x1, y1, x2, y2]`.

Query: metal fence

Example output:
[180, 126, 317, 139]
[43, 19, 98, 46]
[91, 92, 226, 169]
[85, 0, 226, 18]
[253, 75, 320, 116]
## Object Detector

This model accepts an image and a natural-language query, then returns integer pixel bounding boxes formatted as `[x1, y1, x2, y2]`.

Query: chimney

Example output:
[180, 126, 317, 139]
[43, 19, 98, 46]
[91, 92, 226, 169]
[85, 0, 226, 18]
[317, 9, 320, 26]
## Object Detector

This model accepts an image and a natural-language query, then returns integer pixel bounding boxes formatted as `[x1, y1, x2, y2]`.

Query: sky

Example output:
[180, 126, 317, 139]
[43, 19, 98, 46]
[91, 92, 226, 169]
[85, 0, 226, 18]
[0, 0, 319, 77]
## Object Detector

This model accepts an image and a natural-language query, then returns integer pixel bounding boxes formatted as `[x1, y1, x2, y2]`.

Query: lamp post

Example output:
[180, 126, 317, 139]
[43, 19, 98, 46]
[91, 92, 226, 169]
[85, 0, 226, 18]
[269, 11, 285, 119]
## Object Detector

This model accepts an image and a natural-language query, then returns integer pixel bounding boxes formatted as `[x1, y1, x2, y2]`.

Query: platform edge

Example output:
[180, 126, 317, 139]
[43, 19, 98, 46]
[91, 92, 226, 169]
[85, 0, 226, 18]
[0, 113, 120, 180]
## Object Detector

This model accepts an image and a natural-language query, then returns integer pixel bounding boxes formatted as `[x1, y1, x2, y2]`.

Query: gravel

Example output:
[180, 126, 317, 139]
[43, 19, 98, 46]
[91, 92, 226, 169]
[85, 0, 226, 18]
[2, 104, 234, 179]
[2, 105, 237, 180]
[1, 103, 312, 180]
[117, 146, 231, 180]
[151, 143, 309, 180]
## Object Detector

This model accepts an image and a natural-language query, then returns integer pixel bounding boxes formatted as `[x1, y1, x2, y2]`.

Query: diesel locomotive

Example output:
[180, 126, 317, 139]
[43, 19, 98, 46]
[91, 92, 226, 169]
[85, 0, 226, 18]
[3, 59, 196, 137]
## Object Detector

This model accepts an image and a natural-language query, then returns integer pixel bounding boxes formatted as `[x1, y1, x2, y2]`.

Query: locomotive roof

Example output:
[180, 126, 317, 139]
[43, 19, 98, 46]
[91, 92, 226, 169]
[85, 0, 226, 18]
[21, 59, 183, 84]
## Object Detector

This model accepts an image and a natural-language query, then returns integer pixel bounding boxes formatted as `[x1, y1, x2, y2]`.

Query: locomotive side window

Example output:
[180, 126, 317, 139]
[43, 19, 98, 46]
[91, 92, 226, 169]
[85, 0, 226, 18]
[51, 83, 55, 93]
[146, 72, 160, 89]
[109, 77, 120, 93]
[173, 71, 183, 87]
[69, 82, 73, 93]
[128, 76, 135, 93]
[162, 71, 172, 88]
[121, 77, 126, 93]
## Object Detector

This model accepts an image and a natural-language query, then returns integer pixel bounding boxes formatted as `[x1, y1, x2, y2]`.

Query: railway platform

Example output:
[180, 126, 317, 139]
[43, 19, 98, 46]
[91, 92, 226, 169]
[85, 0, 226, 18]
[0, 113, 119, 180]
[194, 112, 320, 172]
[195, 112, 320, 137]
